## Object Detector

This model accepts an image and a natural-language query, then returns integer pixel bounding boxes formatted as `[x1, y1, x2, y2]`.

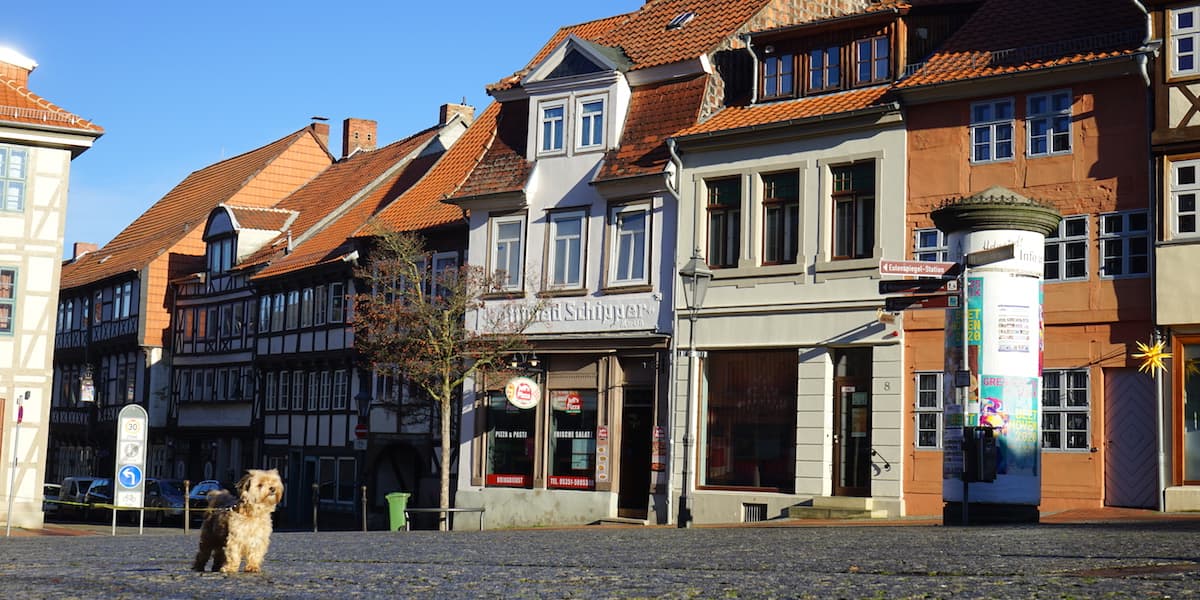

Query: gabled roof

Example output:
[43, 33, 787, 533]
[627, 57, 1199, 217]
[598, 75, 708, 180]
[676, 85, 893, 138]
[897, 0, 1145, 89]
[0, 70, 103, 135]
[246, 125, 445, 279]
[60, 125, 329, 289]
[488, 14, 629, 93]
[364, 102, 504, 234]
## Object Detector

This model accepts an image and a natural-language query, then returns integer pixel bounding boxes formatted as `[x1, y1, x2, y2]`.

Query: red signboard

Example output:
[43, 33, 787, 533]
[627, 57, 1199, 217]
[486, 474, 530, 487]
[548, 475, 594, 490]
[879, 259, 959, 278]
[355, 423, 368, 439]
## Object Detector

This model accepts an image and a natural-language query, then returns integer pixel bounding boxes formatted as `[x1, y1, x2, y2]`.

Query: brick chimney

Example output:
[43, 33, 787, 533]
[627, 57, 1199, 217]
[72, 242, 98, 260]
[0, 47, 37, 88]
[342, 118, 377, 158]
[439, 103, 475, 127]
[310, 119, 330, 151]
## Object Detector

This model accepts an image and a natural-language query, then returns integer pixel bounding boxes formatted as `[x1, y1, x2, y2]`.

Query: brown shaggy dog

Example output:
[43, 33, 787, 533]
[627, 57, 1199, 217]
[192, 469, 284, 573]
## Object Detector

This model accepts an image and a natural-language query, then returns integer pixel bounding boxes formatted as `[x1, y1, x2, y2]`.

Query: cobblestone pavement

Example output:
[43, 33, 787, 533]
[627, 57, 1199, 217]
[2, 517, 1199, 599]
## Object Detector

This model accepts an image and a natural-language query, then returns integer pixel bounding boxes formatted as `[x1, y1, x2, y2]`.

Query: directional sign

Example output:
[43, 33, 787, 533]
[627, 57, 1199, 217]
[118, 464, 143, 489]
[878, 278, 960, 295]
[879, 259, 960, 278]
[884, 293, 961, 311]
[965, 243, 1015, 267]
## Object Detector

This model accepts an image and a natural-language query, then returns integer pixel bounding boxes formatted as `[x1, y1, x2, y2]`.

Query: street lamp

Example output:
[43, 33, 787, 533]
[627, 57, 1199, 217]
[354, 388, 372, 532]
[677, 249, 712, 528]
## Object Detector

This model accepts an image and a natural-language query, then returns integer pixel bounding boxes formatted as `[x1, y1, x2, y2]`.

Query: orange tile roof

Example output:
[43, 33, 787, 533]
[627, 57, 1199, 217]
[487, 14, 629, 93]
[0, 73, 103, 134]
[60, 126, 327, 289]
[897, 0, 1145, 89]
[365, 102, 504, 234]
[593, 0, 771, 71]
[676, 85, 893, 137]
[598, 75, 708, 180]
[227, 206, 295, 231]
[453, 100, 531, 198]
[250, 126, 446, 279]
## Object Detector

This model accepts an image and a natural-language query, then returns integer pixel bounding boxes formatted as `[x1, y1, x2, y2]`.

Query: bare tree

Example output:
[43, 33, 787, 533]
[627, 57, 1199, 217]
[354, 230, 539, 529]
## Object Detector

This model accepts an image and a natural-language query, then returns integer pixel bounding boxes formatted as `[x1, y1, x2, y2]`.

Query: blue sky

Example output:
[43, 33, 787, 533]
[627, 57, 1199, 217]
[4, 1, 642, 254]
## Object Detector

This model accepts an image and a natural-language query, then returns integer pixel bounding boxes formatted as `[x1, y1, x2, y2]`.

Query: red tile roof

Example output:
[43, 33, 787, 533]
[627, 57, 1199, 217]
[677, 85, 893, 137]
[598, 75, 708, 180]
[227, 206, 295, 231]
[60, 126, 328, 289]
[364, 102, 504, 234]
[452, 100, 531, 198]
[897, 0, 1145, 89]
[0, 73, 103, 134]
[246, 125, 445, 278]
[592, 0, 771, 71]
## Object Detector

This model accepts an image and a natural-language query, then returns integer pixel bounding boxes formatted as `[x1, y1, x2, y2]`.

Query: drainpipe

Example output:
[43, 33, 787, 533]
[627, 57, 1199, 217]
[741, 34, 759, 104]
[664, 138, 682, 526]
[1129, 0, 1166, 511]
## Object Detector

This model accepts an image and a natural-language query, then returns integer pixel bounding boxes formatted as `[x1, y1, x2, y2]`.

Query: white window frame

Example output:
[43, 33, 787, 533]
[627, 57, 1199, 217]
[314, 284, 328, 325]
[608, 203, 650, 286]
[1026, 90, 1072, 157]
[0, 267, 16, 335]
[1171, 6, 1200, 78]
[329, 282, 345, 323]
[969, 98, 1014, 163]
[285, 290, 300, 330]
[0, 145, 28, 213]
[914, 372, 943, 449]
[914, 228, 948, 262]
[264, 371, 277, 411]
[292, 370, 305, 410]
[300, 287, 314, 328]
[538, 100, 567, 155]
[307, 371, 320, 411]
[1171, 158, 1200, 239]
[490, 214, 526, 291]
[1042, 369, 1090, 451]
[431, 251, 459, 298]
[547, 209, 587, 289]
[1044, 214, 1088, 281]
[278, 372, 290, 412]
[319, 371, 332, 411]
[575, 96, 606, 151]
[333, 370, 348, 411]
[1099, 210, 1149, 278]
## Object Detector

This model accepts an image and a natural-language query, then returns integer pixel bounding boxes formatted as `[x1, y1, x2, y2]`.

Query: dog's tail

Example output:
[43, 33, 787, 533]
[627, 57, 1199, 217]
[206, 489, 237, 509]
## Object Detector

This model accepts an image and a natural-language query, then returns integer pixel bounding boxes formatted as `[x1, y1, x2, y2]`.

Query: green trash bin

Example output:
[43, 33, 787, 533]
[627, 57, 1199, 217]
[385, 492, 410, 531]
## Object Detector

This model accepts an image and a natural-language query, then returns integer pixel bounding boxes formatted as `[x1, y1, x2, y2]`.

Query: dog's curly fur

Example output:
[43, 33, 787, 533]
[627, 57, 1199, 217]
[192, 469, 284, 573]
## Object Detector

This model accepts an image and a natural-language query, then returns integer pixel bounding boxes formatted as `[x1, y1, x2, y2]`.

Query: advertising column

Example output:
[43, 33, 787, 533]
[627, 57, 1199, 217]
[932, 188, 1061, 524]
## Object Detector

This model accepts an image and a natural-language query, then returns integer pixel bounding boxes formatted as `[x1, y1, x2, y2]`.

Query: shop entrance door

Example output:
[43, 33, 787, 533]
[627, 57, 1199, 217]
[618, 389, 653, 519]
[832, 348, 872, 497]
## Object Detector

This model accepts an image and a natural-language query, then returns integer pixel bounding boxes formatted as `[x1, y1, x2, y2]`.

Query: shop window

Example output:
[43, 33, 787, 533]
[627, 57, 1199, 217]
[1183, 343, 1200, 481]
[485, 392, 535, 488]
[702, 350, 797, 491]
[548, 390, 597, 490]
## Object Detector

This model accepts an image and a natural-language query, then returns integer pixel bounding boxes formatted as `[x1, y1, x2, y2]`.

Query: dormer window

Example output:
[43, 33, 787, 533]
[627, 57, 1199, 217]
[762, 53, 795, 99]
[207, 236, 235, 275]
[540, 102, 566, 154]
[576, 97, 606, 150]
[854, 36, 890, 85]
[807, 46, 840, 92]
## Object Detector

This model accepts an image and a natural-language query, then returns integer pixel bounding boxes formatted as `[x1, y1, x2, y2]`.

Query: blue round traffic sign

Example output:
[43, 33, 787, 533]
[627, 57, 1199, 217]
[118, 465, 143, 489]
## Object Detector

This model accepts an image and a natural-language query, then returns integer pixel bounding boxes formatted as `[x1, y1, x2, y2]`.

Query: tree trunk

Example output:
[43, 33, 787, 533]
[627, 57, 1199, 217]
[439, 379, 452, 532]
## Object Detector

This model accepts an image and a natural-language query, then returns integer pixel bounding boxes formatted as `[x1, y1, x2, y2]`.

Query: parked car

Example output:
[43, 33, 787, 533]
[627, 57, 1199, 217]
[187, 480, 231, 523]
[42, 483, 61, 515]
[143, 478, 187, 525]
[55, 476, 95, 520]
[82, 478, 113, 522]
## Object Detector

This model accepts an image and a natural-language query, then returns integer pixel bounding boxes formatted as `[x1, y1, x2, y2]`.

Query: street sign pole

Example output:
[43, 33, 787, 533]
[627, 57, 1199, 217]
[114, 404, 148, 536]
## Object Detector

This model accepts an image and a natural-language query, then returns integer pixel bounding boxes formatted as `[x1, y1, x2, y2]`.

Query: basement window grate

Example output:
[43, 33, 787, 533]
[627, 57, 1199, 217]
[743, 503, 768, 523]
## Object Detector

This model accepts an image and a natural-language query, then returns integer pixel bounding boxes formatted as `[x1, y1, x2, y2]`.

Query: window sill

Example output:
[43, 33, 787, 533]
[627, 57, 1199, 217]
[537, 288, 588, 298]
[813, 257, 878, 282]
[482, 291, 527, 301]
[710, 263, 805, 282]
[600, 283, 653, 295]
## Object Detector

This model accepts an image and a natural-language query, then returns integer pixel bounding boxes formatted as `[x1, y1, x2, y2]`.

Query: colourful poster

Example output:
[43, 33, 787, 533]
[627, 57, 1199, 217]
[979, 375, 1039, 476]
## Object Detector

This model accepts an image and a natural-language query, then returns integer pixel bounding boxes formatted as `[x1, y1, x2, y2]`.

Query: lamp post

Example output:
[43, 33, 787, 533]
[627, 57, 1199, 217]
[354, 388, 372, 532]
[677, 250, 712, 528]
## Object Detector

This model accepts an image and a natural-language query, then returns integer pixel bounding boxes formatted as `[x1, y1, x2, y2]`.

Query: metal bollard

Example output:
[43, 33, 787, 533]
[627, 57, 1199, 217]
[361, 485, 368, 532]
[183, 479, 190, 535]
[312, 483, 319, 533]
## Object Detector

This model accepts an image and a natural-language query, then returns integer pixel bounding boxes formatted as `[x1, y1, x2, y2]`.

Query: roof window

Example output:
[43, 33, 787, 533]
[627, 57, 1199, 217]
[666, 11, 696, 30]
